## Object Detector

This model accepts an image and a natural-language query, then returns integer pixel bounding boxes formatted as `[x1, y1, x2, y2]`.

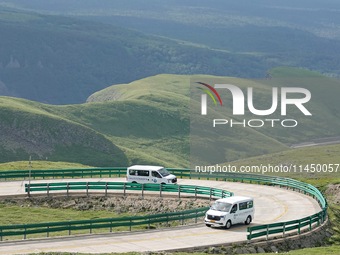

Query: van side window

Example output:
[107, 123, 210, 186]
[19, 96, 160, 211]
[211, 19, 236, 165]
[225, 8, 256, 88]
[230, 204, 237, 213]
[138, 170, 149, 176]
[239, 202, 247, 210]
[152, 171, 161, 178]
[129, 170, 137, 175]
[239, 201, 253, 210]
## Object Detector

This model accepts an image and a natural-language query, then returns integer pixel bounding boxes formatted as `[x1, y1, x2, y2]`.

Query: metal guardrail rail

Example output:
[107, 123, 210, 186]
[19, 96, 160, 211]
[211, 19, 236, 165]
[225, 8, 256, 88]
[0, 167, 328, 242]
[0, 181, 232, 240]
[0, 207, 208, 241]
[25, 181, 233, 199]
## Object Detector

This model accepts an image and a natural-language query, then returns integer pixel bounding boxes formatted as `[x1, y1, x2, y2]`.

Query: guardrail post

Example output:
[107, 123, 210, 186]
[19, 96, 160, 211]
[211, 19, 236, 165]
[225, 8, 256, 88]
[86, 182, 89, 197]
[24, 226, 27, 239]
[209, 188, 212, 201]
[47, 226, 49, 237]
[67, 183, 70, 197]
[298, 220, 301, 235]
[27, 184, 31, 197]
[69, 224, 71, 235]
[178, 185, 181, 199]
[0, 229, 2, 241]
[47, 183, 50, 197]
[90, 223, 92, 234]
[142, 184, 144, 198]
[195, 187, 197, 200]
[160, 184, 162, 197]
[129, 219, 132, 231]
[247, 227, 252, 243]
[266, 225, 269, 240]
[105, 182, 108, 197]
[309, 216, 312, 231]
[110, 221, 113, 232]
[195, 211, 198, 223]
[123, 183, 126, 196]
[283, 222, 286, 238]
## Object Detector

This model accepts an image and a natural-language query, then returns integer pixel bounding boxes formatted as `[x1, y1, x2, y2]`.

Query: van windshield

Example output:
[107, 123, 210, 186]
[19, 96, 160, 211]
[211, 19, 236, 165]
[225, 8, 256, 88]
[158, 168, 170, 177]
[211, 202, 232, 212]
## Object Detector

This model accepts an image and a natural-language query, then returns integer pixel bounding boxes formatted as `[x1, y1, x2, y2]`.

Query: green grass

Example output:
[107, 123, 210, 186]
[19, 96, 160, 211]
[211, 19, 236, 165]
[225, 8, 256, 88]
[253, 246, 340, 255]
[0, 203, 149, 241]
[0, 161, 91, 171]
[0, 203, 125, 226]
[226, 143, 340, 185]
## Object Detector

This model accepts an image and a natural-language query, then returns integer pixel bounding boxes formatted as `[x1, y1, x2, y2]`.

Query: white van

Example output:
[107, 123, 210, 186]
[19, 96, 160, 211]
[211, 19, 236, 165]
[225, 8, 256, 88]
[205, 196, 254, 229]
[127, 165, 177, 184]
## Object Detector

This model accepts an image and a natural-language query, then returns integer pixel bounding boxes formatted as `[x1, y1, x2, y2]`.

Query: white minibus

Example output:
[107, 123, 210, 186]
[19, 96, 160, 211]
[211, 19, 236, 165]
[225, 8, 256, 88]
[205, 196, 254, 229]
[127, 165, 177, 184]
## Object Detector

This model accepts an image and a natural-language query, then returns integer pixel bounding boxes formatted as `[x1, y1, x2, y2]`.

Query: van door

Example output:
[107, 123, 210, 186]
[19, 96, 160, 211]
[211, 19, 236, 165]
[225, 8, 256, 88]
[230, 204, 243, 224]
[151, 171, 162, 184]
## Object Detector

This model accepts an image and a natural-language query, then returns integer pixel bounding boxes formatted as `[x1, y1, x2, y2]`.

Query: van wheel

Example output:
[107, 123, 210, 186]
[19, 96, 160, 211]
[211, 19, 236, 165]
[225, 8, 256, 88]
[245, 216, 252, 225]
[205, 224, 211, 227]
[161, 182, 166, 185]
[132, 181, 137, 184]
[224, 220, 232, 229]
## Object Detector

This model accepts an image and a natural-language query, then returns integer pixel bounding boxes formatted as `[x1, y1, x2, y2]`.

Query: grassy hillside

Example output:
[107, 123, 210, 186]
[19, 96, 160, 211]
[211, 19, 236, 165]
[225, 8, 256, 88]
[0, 97, 128, 166]
[0, 161, 91, 170]
[79, 73, 287, 165]
[190, 67, 340, 165]
[1, 67, 340, 167]
[223, 143, 340, 184]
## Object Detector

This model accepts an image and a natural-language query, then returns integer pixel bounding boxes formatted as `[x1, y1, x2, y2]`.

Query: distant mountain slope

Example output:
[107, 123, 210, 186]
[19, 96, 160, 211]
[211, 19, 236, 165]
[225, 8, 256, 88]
[1, 68, 339, 166]
[0, 7, 270, 104]
[87, 68, 340, 165]
[0, 97, 127, 166]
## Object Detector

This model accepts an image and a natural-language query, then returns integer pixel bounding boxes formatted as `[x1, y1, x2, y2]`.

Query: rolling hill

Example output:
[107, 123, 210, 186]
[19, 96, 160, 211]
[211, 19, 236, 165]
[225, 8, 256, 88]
[1, 67, 337, 167]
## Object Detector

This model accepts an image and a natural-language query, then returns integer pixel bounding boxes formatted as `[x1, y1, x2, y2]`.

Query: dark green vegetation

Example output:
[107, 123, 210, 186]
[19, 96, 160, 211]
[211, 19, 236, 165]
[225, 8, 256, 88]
[1, 67, 340, 166]
[2, 1, 340, 104]
[0, 7, 270, 104]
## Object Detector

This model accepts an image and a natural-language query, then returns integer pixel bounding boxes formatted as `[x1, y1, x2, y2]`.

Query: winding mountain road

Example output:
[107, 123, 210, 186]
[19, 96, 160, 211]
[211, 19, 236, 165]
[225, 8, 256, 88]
[0, 178, 321, 254]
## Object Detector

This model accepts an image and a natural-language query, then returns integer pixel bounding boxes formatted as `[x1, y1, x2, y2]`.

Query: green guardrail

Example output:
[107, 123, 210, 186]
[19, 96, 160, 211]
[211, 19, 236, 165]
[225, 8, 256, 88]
[0, 168, 191, 181]
[0, 182, 232, 240]
[24, 181, 233, 200]
[247, 210, 326, 240]
[0, 167, 328, 242]
[0, 207, 208, 241]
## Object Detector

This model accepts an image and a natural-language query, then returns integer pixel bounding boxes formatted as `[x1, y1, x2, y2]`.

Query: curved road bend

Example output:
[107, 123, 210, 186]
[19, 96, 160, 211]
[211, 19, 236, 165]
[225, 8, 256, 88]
[0, 178, 321, 254]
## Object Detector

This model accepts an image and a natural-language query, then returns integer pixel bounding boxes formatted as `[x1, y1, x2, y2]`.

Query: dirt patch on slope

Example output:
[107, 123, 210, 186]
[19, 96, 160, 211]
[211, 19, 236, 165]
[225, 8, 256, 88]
[325, 184, 340, 205]
[1, 196, 209, 214]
